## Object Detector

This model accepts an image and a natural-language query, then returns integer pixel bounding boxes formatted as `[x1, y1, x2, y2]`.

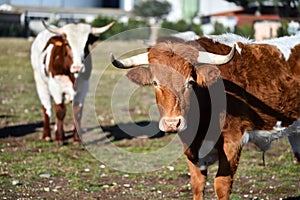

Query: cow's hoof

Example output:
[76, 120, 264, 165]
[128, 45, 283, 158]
[294, 152, 300, 163]
[43, 136, 52, 142]
[73, 140, 82, 146]
[55, 140, 66, 147]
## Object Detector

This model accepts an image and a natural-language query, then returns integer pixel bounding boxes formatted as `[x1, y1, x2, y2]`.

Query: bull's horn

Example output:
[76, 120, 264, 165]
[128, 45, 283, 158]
[197, 44, 236, 65]
[92, 21, 115, 36]
[42, 20, 64, 35]
[110, 52, 149, 69]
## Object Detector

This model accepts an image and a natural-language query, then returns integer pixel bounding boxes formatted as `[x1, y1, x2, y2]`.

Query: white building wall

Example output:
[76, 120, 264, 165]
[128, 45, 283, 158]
[166, 0, 183, 22]
[254, 21, 281, 41]
[9, 0, 102, 7]
[199, 0, 241, 16]
[120, 0, 135, 11]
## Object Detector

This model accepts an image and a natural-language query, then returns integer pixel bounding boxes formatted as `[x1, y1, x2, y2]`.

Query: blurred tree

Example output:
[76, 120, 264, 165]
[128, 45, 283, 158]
[161, 19, 203, 35]
[133, 0, 172, 44]
[92, 15, 147, 40]
[133, 0, 171, 20]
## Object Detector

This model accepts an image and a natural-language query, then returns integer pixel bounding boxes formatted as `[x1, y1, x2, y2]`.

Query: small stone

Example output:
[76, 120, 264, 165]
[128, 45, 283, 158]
[12, 180, 20, 185]
[84, 168, 90, 172]
[123, 184, 130, 188]
[43, 187, 50, 192]
[39, 173, 51, 178]
[99, 164, 106, 169]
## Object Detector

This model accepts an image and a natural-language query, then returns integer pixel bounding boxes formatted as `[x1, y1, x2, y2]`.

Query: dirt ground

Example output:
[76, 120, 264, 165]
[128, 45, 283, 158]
[0, 122, 300, 200]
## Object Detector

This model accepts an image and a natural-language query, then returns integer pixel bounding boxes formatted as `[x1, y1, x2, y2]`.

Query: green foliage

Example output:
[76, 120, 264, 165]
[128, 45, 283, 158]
[0, 23, 28, 37]
[133, 0, 171, 19]
[211, 21, 231, 35]
[235, 24, 254, 39]
[91, 15, 147, 40]
[191, 23, 203, 36]
[161, 20, 203, 35]
[161, 20, 190, 32]
[277, 19, 289, 36]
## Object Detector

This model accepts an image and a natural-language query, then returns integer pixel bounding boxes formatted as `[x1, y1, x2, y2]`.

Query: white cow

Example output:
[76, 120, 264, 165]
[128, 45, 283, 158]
[31, 21, 114, 144]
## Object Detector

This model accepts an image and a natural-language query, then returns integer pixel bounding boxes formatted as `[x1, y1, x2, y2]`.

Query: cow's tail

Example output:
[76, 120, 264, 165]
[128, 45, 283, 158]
[243, 118, 300, 152]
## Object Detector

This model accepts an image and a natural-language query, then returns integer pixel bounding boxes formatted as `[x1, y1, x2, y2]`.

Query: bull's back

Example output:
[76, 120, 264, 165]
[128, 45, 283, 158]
[221, 43, 300, 129]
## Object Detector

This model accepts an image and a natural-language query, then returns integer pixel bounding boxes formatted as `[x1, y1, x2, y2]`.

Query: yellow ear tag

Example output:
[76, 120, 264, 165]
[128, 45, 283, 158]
[54, 41, 63, 46]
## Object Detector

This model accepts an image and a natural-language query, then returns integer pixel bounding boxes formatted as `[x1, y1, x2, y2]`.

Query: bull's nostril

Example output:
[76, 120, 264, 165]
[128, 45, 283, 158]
[176, 118, 181, 128]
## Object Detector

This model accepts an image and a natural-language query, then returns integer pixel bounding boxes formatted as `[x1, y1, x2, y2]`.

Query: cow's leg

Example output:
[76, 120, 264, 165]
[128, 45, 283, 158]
[186, 158, 207, 200]
[73, 78, 89, 143]
[54, 103, 66, 145]
[214, 138, 242, 200]
[288, 135, 300, 162]
[42, 106, 51, 141]
[73, 103, 82, 142]
[33, 71, 52, 141]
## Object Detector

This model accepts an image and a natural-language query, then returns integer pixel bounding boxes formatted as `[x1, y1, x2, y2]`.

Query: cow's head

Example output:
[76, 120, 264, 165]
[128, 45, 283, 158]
[43, 34, 73, 77]
[111, 42, 235, 133]
[43, 21, 114, 77]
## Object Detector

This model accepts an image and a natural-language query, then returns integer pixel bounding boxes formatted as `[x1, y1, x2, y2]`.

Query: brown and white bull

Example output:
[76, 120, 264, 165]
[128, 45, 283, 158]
[31, 21, 114, 144]
[111, 33, 300, 199]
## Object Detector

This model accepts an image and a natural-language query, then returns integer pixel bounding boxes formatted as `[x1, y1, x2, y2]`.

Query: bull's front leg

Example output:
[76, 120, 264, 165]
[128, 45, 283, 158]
[42, 106, 51, 141]
[186, 158, 207, 200]
[214, 137, 242, 200]
[54, 103, 66, 145]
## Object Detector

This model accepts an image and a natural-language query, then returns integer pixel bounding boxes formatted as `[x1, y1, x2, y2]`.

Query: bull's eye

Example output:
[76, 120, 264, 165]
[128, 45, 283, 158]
[185, 77, 194, 89]
[152, 80, 158, 86]
[185, 82, 192, 89]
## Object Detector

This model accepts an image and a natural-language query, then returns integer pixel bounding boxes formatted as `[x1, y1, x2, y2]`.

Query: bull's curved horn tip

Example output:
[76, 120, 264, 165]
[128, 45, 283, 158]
[110, 53, 115, 62]
[42, 20, 47, 27]
[110, 53, 125, 68]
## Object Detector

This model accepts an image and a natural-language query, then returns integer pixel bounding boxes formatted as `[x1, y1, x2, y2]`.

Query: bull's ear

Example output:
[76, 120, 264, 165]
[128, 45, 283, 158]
[194, 65, 220, 87]
[126, 67, 152, 86]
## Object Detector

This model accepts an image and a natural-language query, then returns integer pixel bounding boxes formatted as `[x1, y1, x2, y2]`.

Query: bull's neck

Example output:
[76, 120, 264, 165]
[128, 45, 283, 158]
[178, 83, 223, 164]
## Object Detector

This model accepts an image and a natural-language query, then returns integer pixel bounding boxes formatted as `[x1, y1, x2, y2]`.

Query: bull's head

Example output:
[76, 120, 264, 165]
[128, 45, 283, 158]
[43, 20, 114, 77]
[111, 42, 235, 133]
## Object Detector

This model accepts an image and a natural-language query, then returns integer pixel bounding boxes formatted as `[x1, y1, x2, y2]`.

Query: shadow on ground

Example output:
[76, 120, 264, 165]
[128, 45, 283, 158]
[0, 121, 43, 138]
[100, 120, 165, 141]
[0, 120, 166, 142]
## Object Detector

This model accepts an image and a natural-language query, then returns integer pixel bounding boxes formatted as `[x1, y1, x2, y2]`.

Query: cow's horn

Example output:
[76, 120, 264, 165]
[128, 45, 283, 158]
[42, 20, 64, 35]
[110, 52, 149, 69]
[197, 44, 236, 65]
[92, 21, 115, 36]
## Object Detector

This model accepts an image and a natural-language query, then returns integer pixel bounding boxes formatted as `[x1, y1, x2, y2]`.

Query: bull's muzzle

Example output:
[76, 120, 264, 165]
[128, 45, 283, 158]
[159, 116, 187, 133]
